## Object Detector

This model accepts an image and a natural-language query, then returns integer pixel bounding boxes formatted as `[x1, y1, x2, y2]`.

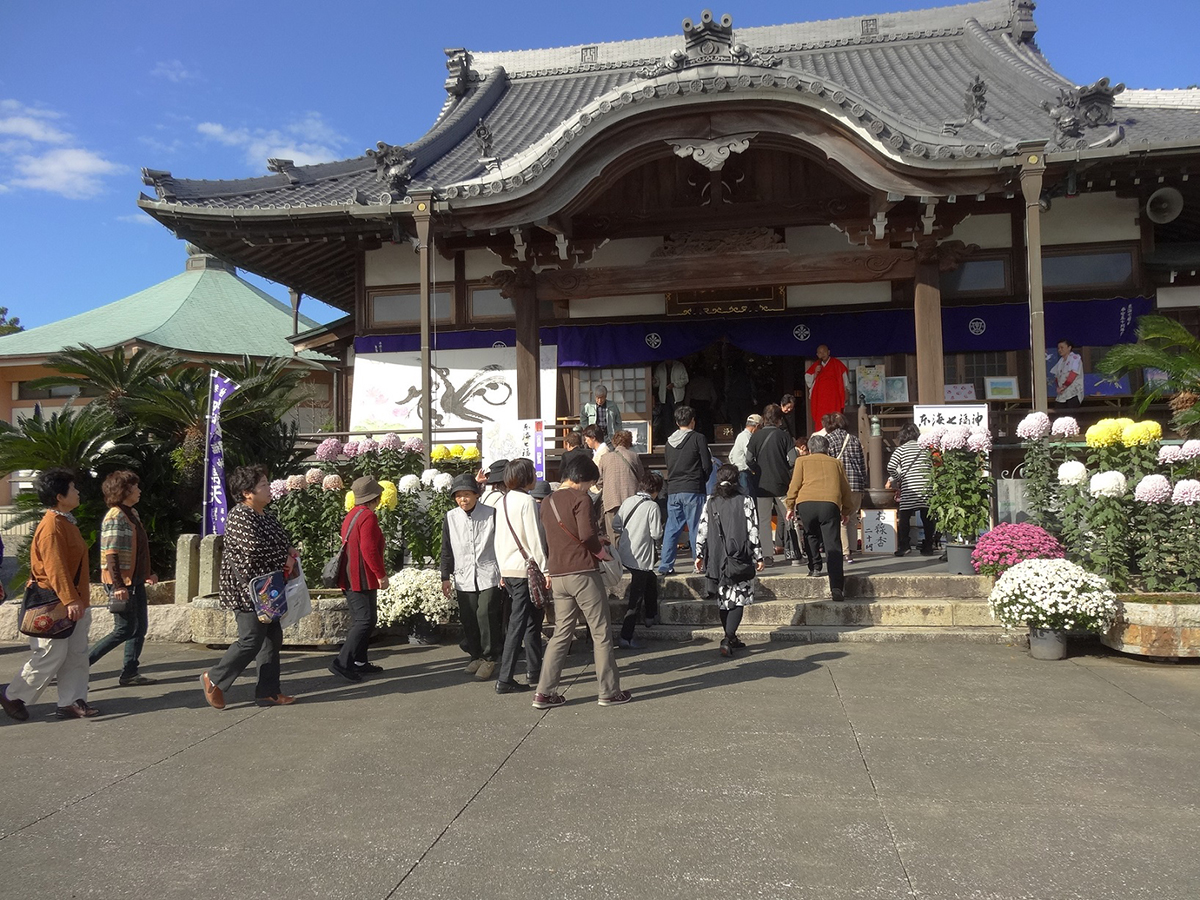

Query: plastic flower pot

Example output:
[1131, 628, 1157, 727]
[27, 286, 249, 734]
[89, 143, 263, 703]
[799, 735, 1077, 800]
[945, 543, 975, 576]
[1028, 626, 1067, 660]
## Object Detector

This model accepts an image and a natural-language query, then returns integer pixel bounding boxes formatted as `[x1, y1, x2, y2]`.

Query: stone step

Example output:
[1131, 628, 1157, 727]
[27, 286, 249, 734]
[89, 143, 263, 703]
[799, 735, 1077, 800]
[608, 597, 997, 628]
[649, 572, 993, 602]
[633, 624, 1027, 646]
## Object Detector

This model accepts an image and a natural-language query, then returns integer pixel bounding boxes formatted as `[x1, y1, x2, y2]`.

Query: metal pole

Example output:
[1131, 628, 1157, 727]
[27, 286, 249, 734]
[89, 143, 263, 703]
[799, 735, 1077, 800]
[1019, 146, 1048, 412]
[412, 195, 434, 468]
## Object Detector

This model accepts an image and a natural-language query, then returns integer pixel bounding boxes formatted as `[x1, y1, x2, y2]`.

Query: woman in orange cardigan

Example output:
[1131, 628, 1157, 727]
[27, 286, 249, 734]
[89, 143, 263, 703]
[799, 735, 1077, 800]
[1, 468, 95, 721]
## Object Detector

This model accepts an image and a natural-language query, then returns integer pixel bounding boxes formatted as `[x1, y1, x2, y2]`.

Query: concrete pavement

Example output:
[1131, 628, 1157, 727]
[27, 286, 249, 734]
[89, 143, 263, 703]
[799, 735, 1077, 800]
[1, 636, 1197, 899]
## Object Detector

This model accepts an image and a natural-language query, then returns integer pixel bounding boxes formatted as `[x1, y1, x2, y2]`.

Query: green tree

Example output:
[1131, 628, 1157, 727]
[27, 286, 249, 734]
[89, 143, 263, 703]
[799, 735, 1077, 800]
[0, 306, 23, 335]
[31, 344, 178, 424]
[1099, 315, 1200, 436]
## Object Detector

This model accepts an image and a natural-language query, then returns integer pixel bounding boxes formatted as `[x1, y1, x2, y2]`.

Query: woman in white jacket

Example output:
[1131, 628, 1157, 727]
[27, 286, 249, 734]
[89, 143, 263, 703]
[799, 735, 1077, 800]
[493, 458, 550, 694]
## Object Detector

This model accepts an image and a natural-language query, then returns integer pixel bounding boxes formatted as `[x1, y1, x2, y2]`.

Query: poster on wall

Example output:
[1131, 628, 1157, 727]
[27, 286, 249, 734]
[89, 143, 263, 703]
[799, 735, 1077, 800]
[913, 404, 989, 432]
[485, 419, 546, 479]
[856, 365, 886, 404]
[350, 346, 558, 463]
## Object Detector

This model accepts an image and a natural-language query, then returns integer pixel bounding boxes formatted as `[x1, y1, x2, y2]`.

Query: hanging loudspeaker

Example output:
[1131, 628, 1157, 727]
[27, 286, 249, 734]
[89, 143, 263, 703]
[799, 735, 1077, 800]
[1146, 187, 1184, 224]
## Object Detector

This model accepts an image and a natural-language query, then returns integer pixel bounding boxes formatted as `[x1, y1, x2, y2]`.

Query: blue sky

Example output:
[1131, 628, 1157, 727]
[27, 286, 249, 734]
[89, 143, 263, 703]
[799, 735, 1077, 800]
[1, 1, 1197, 330]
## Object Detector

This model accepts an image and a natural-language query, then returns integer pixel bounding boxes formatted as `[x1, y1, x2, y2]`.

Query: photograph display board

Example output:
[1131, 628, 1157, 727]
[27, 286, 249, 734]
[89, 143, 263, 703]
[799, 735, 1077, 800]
[350, 346, 558, 454]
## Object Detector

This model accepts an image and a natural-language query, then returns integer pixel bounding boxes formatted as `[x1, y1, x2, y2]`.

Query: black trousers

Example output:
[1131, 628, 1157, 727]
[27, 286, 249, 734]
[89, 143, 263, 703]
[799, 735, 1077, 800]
[898, 506, 939, 554]
[336, 588, 378, 668]
[209, 611, 284, 698]
[620, 569, 659, 641]
[796, 501, 845, 591]
[497, 578, 545, 685]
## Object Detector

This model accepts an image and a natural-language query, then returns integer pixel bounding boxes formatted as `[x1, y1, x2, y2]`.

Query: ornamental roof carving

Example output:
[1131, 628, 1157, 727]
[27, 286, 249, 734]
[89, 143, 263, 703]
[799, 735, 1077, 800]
[138, 0, 1200, 216]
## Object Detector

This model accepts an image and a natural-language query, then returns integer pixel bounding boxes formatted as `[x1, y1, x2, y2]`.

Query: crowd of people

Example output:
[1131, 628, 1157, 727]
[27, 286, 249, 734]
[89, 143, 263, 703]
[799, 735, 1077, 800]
[0, 393, 939, 720]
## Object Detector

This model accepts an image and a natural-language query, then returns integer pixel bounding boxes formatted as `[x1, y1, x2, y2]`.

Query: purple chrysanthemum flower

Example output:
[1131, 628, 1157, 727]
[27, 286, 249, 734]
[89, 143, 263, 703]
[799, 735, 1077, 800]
[315, 437, 343, 462]
[1016, 412, 1051, 441]
[1051, 416, 1079, 438]
[1172, 479, 1200, 506]
[342, 441, 361, 458]
[379, 433, 402, 451]
[403, 437, 424, 453]
[1134, 474, 1172, 504]
[269, 479, 288, 500]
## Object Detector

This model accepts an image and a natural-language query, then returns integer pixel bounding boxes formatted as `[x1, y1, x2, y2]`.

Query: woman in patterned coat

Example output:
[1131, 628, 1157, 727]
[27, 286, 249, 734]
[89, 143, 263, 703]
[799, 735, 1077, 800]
[200, 465, 297, 709]
[694, 463, 764, 658]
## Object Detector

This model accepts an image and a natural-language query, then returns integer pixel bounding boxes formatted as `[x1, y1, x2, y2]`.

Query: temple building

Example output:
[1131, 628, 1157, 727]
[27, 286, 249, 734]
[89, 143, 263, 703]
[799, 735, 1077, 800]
[136, 0, 1200, 453]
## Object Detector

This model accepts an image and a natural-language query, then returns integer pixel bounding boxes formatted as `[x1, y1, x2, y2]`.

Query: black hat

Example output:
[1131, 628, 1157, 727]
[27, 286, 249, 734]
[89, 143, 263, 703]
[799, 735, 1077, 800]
[450, 473, 479, 495]
[530, 480, 553, 500]
[484, 459, 509, 485]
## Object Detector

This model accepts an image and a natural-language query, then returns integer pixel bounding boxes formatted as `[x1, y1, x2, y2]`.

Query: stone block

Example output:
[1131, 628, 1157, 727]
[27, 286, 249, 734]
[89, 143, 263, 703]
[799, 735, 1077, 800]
[147, 581, 176, 605]
[147, 606, 193, 642]
[198, 534, 223, 597]
[951, 600, 996, 627]
[175, 534, 201, 604]
[1102, 600, 1200, 658]
[0, 603, 18, 642]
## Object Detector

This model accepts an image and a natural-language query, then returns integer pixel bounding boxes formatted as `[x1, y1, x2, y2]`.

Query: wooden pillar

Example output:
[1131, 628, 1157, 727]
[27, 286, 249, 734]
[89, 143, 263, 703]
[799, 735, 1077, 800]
[411, 194, 434, 465]
[512, 268, 540, 419]
[1019, 146, 1048, 412]
[913, 251, 945, 404]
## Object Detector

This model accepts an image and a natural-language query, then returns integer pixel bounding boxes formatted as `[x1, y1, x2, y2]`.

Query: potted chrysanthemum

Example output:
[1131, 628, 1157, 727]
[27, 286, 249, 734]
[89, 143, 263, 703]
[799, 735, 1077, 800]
[921, 425, 993, 574]
[377, 567, 458, 644]
[987, 558, 1119, 660]
[971, 522, 1064, 577]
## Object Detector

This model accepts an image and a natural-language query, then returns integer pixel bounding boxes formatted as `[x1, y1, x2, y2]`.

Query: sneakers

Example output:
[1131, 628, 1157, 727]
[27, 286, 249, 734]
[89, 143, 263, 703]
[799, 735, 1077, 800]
[1, 686, 29, 722]
[56, 700, 99, 719]
[118, 674, 157, 686]
[329, 660, 362, 683]
[354, 662, 384, 675]
[598, 690, 632, 707]
[200, 672, 225, 710]
[617, 637, 642, 649]
[255, 694, 296, 707]
[893, 548, 910, 557]
[475, 660, 497, 681]
[830, 588, 845, 602]
[464, 658, 483, 674]
[729, 636, 746, 650]
[719, 638, 733, 658]
[495, 680, 530, 694]
[532, 692, 566, 709]
[806, 564, 824, 577]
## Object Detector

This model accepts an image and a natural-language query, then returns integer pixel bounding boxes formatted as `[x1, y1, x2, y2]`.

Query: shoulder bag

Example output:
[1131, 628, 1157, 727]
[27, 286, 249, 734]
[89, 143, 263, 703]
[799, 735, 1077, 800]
[19, 557, 86, 639]
[320, 508, 367, 589]
[502, 495, 549, 609]
[713, 499, 757, 585]
[889, 450, 920, 503]
[249, 570, 288, 623]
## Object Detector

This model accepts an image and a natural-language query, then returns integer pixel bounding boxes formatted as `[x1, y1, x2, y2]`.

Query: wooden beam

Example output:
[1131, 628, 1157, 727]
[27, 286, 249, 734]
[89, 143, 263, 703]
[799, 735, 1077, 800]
[913, 257, 945, 405]
[1019, 146, 1049, 413]
[534, 247, 915, 301]
[512, 268, 540, 419]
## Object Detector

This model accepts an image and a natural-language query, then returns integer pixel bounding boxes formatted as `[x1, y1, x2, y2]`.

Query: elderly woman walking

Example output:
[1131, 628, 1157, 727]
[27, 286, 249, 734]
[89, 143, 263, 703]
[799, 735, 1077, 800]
[88, 470, 158, 686]
[785, 434, 854, 601]
[492, 458, 548, 694]
[329, 476, 389, 682]
[1, 468, 96, 721]
[596, 429, 643, 544]
[200, 464, 298, 710]
[886, 423, 939, 557]
[695, 463, 764, 658]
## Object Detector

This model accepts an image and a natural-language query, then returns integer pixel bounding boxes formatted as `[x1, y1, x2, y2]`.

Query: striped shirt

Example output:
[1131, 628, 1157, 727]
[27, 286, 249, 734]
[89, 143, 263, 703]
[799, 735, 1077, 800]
[887, 441, 933, 510]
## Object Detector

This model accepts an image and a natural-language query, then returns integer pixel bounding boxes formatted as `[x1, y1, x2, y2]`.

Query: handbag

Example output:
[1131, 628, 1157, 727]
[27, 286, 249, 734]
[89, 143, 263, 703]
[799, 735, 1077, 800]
[503, 495, 550, 609]
[107, 584, 129, 615]
[248, 570, 288, 623]
[320, 508, 367, 589]
[19, 556, 85, 639]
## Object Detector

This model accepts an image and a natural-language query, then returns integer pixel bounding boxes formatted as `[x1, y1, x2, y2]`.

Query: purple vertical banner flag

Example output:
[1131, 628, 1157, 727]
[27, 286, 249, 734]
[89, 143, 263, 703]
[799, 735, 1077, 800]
[202, 371, 240, 536]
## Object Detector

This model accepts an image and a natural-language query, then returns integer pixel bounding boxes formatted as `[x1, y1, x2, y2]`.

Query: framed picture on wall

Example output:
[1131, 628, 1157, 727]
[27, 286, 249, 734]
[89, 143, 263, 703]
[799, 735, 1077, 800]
[624, 420, 652, 453]
[884, 377, 909, 403]
[983, 376, 1020, 400]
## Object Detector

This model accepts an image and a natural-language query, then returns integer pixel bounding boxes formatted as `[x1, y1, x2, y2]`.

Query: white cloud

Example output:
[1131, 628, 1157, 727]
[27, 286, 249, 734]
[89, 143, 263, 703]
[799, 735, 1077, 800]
[0, 100, 70, 143]
[0, 100, 123, 198]
[10, 148, 124, 198]
[116, 213, 157, 226]
[196, 113, 347, 168]
[152, 60, 198, 83]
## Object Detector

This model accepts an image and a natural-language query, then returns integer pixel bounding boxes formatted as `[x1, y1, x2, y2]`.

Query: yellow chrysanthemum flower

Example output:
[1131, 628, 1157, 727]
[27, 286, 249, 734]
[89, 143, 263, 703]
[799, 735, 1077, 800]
[462, 446, 481, 461]
[449, 444, 466, 457]
[1121, 420, 1163, 447]
[1085, 419, 1124, 448]
[344, 490, 356, 511]
[431, 445, 450, 461]
[378, 480, 398, 511]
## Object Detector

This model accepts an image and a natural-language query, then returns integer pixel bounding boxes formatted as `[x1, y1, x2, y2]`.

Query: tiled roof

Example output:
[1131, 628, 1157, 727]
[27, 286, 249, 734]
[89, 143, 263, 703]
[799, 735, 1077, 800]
[0, 258, 328, 362]
[139, 0, 1200, 214]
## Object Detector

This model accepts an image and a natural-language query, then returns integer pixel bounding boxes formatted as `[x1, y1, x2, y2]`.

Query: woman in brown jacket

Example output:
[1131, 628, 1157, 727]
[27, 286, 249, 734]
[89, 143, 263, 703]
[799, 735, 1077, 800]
[784, 434, 853, 601]
[1, 468, 96, 721]
[595, 429, 643, 544]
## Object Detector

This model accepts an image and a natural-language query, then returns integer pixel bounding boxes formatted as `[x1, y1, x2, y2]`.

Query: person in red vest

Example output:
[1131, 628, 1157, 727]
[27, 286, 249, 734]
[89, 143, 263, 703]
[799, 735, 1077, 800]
[804, 344, 850, 432]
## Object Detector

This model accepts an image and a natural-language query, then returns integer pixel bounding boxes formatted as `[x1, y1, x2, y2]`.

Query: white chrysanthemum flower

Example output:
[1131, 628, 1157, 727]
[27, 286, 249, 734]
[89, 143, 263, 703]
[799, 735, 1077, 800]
[1016, 412, 1051, 441]
[1057, 460, 1087, 486]
[1088, 470, 1127, 499]
[398, 474, 421, 494]
[433, 472, 455, 493]
[421, 468, 439, 486]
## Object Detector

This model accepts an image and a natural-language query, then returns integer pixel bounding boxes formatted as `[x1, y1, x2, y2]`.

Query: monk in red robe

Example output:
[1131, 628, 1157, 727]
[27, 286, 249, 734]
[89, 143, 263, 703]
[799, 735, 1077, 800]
[804, 345, 849, 431]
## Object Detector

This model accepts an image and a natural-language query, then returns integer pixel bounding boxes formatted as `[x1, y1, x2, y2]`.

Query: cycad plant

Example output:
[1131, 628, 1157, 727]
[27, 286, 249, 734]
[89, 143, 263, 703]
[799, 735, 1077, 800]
[1099, 315, 1200, 436]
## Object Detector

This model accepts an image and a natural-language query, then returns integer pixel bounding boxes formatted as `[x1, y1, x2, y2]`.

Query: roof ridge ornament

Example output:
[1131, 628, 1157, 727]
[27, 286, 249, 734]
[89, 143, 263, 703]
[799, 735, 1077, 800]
[266, 158, 301, 184]
[964, 75, 988, 122]
[140, 168, 175, 201]
[1011, 0, 1037, 44]
[1041, 77, 1125, 147]
[444, 48, 484, 98]
[638, 10, 779, 77]
[366, 141, 415, 199]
